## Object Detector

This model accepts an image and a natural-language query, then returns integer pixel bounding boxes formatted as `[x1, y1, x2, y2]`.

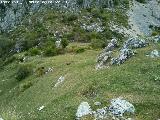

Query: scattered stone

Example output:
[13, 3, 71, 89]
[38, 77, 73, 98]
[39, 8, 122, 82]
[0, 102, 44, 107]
[94, 107, 108, 120]
[38, 105, 45, 111]
[76, 102, 92, 119]
[94, 102, 101, 106]
[45, 67, 54, 74]
[149, 50, 160, 58]
[54, 76, 65, 87]
[109, 98, 135, 117]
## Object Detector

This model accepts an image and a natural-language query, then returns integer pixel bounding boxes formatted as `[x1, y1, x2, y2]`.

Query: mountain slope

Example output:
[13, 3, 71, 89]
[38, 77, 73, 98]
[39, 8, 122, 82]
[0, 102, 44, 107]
[0, 43, 160, 120]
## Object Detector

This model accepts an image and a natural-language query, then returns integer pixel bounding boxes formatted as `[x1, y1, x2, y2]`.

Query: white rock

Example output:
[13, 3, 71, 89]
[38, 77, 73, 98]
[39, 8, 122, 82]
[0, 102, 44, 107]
[94, 102, 101, 106]
[55, 40, 61, 48]
[38, 105, 45, 111]
[76, 102, 92, 118]
[54, 76, 65, 87]
[109, 98, 135, 116]
[150, 50, 160, 58]
[0, 117, 4, 120]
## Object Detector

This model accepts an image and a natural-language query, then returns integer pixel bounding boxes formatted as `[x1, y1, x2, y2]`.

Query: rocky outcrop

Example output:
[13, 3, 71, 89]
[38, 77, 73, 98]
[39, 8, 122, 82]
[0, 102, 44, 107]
[76, 98, 135, 120]
[96, 38, 117, 69]
[0, 0, 117, 31]
[96, 37, 148, 69]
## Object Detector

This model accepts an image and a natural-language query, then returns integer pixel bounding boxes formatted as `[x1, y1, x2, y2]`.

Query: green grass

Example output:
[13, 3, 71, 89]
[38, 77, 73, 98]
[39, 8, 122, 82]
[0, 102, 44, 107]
[0, 43, 160, 120]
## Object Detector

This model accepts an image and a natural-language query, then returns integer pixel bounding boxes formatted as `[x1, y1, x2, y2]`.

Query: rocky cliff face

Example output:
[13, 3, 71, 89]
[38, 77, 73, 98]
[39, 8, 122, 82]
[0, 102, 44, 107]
[128, 0, 160, 36]
[0, 0, 118, 32]
[0, 0, 160, 35]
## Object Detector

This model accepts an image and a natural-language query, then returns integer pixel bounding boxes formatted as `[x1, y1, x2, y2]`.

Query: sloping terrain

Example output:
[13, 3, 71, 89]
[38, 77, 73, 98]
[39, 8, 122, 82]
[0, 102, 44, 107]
[0, 0, 160, 120]
[0, 42, 160, 120]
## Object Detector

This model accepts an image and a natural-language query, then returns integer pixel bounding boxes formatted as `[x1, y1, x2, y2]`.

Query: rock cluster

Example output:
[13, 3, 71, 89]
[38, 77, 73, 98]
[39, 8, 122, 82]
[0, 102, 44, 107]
[121, 37, 147, 49]
[96, 38, 117, 69]
[76, 98, 135, 120]
[96, 37, 148, 69]
[111, 48, 135, 65]
[109, 98, 135, 116]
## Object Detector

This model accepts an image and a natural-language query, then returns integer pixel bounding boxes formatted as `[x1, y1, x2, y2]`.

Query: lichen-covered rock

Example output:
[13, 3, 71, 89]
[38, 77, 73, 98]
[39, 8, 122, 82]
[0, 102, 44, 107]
[76, 102, 92, 119]
[149, 50, 160, 58]
[76, 98, 135, 120]
[121, 37, 148, 50]
[105, 38, 118, 52]
[109, 98, 135, 117]
[111, 48, 135, 65]
[93, 107, 108, 120]
[96, 51, 112, 69]
[96, 39, 117, 69]
[153, 36, 160, 43]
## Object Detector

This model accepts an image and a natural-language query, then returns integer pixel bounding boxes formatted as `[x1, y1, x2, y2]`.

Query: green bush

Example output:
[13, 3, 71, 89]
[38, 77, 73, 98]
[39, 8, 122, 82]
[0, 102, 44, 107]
[4, 56, 16, 65]
[44, 46, 57, 56]
[76, 48, 85, 53]
[91, 39, 105, 49]
[91, 8, 101, 18]
[16, 64, 33, 81]
[151, 31, 159, 36]
[56, 48, 65, 54]
[61, 38, 69, 48]
[42, 41, 57, 56]
[28, 47, 40, 56]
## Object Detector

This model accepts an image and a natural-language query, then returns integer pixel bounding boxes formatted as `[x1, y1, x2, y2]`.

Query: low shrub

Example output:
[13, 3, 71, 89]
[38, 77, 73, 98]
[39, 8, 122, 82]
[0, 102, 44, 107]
[43, 41, 57, 57]
[44, 46, 57, 56]
[76, 48, 85, 53]
[28, 47, 41, 56]
[56, 48, 65, 54]
[61, 38, 69, 49]
[16, 64, 33, 81]
[152, 31, 159, 36]
[91, 39, 105, 49]
[4, 56, 16, 65]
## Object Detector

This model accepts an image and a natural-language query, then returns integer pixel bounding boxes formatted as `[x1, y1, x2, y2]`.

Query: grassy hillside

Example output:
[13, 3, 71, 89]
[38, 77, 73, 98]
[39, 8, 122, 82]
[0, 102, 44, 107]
[0, 42, 160, 120]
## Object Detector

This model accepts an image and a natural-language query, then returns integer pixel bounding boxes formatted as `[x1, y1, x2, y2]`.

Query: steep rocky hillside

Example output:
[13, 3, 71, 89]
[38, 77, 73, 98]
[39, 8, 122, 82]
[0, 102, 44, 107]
[0, 0, 160, 120]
